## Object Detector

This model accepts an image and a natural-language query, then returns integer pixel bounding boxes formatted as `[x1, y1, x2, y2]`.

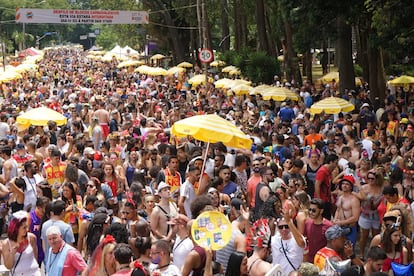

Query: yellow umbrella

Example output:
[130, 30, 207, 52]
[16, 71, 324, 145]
[146, 67, 168, 76]
[167, 66, 186, 75]
[251, 84, 272, 95]
[261, 87, 299, 101]
[177, 61, 193, 68]
[0, 71, 23, 82]
[210, 60, 226, 67]
[214, 78, 234, 89]
[117, 60, 144, 68]
[229, 69, 241, 76]
[320, 71, 362, 86]
[225, 79, 251, 89]
[16, 107, 67, 128]
[171, 114, 252, 149]
[309, 96, 355, 114]
[14, 63, 38, 73]
[188, 74, 213, 86]
[222, 65, 238, 73]
[229, 84, 252, 95]
[150, 54, 165, 60]
[135, 65, 152, 74]
[389, 75, 414, 86]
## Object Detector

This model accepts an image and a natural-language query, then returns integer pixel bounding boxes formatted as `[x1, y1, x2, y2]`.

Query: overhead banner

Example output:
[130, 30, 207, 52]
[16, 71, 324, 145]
[16, 8, 149, 24]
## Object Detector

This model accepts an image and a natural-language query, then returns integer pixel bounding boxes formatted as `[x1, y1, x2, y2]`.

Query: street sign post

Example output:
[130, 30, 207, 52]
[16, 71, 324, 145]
[198, 48, 213, 63]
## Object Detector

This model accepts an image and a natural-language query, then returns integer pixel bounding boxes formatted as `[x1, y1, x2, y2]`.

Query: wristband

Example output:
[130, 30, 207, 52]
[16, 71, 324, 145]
[348, 253, 356, 260]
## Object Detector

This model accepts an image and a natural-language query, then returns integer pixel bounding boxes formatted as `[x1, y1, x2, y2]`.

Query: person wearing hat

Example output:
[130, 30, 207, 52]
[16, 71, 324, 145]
[358, 103, 376, 133]
[333, 175, 360, 245]
[150, 182, 178, 241]
[314, 225, 362, 272]
[246, 219, 273, 276]
[12, 143, 33, 171]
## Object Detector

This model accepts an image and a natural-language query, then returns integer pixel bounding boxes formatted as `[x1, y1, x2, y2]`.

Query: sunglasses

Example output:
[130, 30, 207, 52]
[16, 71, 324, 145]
[309, 208, 318, 213]
[367, 177, 375, 180]
[87, 185, 95, 188]
[278, 225, 289, 230]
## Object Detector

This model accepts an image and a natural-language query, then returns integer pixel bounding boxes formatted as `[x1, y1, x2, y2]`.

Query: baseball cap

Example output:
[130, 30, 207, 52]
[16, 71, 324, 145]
[157, 181, 171, 192]
[400, 118, 409, 124]
[16, 143, 25, 150]
[95, 206, 113, 216]
[340, 175, 355, 186]
[325, 225, 350, 241]
[296, 114, 304, 120]
[361, 103, 369, 109]
[84, 147, 95, 155]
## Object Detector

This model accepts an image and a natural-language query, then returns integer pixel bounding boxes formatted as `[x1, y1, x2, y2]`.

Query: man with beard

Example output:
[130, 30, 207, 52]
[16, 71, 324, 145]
[304, 198, 333, 263]
[363, 246, 387, 275]
[22, 160, 43, 211]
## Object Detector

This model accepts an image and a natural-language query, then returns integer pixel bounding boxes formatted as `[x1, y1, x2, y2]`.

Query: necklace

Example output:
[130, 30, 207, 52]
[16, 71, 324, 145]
[157, 263, 170, 270]
[173, 236, 189, 252]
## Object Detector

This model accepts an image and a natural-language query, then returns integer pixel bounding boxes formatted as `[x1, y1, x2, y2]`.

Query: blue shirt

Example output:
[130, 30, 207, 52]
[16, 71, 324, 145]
[222, 181, 238, 196]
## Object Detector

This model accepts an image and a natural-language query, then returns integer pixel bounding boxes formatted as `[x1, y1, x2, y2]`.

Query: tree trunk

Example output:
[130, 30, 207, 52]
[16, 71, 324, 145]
[264, 9, 277, 56]
[357, 19, 370, 83]
[256, 0, 269, 54]
[201, 2, 212, 49]
[321, 35, 328, 75]
[337, 16, 355, 93]
[284, 20, 302, 84]
[240, 0, 248, 49]
[305, 48, 313, 83]
[220, 0, 230, 51]
[368, 46, 386, 103]
[233, 0, 242, 51]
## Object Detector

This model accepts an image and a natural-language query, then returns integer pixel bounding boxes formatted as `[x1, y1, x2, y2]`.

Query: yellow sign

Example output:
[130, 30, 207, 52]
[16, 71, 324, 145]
[191, 211, 232, 250]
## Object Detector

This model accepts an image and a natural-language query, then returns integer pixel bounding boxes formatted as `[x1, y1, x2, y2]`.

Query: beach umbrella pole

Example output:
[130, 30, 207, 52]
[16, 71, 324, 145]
[199, 141, 210, 191]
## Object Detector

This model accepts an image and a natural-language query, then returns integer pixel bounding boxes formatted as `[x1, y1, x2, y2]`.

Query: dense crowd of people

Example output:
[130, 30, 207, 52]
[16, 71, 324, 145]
[0, 45, 413, 276]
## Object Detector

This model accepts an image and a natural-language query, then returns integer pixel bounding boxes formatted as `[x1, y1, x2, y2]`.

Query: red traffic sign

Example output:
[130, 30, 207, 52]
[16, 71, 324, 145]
[198, 48, 214, 63]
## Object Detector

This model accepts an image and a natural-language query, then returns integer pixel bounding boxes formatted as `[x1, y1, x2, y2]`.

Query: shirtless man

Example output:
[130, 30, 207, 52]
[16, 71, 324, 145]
[93, 101, 110, 139]
[150, 182, 178, 240]
[333, 175, 360, 245]
[1, 146, 18, 185]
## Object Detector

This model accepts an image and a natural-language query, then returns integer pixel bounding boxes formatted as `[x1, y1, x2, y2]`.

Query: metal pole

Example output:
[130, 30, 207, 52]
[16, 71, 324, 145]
[22, 22, 26, 50]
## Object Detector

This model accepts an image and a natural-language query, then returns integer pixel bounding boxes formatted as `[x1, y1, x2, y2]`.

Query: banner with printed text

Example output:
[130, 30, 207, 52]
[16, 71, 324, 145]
[16, 8, 149, 24]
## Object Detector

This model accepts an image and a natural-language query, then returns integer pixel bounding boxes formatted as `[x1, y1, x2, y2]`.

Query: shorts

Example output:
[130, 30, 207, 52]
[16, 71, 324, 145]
[358, 213, 380, 230]
[101, 123, 109, 139]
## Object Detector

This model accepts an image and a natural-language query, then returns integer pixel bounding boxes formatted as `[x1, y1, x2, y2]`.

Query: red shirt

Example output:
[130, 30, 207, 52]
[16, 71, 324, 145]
[304, 218, 333, 262]
[314, 165, 331, 202]
[62, 247, 88, 275]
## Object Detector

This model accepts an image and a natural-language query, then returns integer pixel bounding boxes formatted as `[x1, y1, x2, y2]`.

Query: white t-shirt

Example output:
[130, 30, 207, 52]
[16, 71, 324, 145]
[151, 264, 182, 276]
[271, 233, 305, 274]
[172, 236, 194, 270]
[179, 179, 196, 218]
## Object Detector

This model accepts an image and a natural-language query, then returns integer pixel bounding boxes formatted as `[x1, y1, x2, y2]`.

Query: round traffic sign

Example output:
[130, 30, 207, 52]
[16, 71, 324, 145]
[198, 48, 214, 63]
